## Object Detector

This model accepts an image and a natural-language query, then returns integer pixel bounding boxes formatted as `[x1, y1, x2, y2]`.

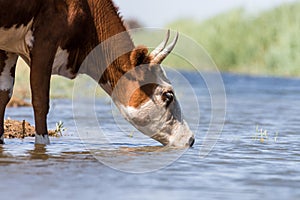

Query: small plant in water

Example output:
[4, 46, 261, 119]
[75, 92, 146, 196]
[128, 130, 135, 138]
[274, 132, 279, 142]
[253, 126, 279, 143]
[54, 121, 66, 136]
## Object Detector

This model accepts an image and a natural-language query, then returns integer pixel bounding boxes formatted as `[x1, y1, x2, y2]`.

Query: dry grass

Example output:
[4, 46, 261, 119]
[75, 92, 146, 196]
[4, 119, 59, 139]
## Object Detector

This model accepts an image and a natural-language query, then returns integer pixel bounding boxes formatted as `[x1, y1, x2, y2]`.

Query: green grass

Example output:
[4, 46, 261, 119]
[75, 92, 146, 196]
[168, 2, 300, 76]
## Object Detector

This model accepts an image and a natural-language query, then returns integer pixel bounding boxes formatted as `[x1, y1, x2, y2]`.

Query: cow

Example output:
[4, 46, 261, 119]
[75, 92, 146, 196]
[0, 0, 195, 147]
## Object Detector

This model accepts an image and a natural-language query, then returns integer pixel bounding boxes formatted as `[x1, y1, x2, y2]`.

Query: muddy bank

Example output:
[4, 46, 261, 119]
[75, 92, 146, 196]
[4, 119, 59, 139]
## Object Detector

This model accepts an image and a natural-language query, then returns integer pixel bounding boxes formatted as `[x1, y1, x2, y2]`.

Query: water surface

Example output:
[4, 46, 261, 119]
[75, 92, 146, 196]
[1, 73, 300, 200]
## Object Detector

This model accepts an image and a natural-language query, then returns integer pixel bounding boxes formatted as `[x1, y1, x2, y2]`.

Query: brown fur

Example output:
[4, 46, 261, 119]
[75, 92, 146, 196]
[0, 51, 7, 75]
[128, 83, 158, 107]
[0, 0, 157, 141]
[130, 46, 151, 67]
[0, 0, 41, 28]
[0, 51, 14, 144]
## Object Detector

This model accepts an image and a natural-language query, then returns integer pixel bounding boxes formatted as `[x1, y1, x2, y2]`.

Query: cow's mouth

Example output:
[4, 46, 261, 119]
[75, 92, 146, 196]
[151, 132, 195, 148]
[151, 132, 170, 146]
[189, 137, 195, 147]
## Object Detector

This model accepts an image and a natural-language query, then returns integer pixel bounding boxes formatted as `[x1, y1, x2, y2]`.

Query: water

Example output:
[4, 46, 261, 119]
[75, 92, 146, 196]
[1, 72, 300, 200]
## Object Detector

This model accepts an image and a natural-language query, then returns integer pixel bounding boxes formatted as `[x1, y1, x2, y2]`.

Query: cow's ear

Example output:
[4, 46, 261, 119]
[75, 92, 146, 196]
[130, 46, 151, 67]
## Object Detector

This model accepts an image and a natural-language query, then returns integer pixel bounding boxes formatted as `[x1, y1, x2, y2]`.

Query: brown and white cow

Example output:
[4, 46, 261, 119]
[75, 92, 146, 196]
[0, 0, 195, 147]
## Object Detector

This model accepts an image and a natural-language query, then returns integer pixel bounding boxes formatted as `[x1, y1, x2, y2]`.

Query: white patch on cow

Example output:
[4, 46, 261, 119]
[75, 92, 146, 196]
[0, 19, 34, 60]
[118, 100, 166, 138]
[35, 134, 50, 145]
[120, 101, 152, 121]
[51, 47, 75, 79]
[25, 30, 34, 49]
[53, 47, 69, 69]
[0, 53, 18, 97]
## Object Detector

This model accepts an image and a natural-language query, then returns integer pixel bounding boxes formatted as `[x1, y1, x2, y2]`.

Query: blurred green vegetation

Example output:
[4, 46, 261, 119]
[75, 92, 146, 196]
[12, 2, 300, 99]
[168, 2, 300, 76]
[14, 59, 75, 99]
[14, 59, 106, 99]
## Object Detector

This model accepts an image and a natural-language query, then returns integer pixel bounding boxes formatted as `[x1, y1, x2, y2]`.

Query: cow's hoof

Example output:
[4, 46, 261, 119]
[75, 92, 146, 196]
[35, 134, 50, 145]
[0, 135, 4, 144]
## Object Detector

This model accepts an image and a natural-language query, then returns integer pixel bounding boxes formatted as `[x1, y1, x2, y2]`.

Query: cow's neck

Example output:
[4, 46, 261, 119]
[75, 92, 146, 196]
[85, 0, 135, 95]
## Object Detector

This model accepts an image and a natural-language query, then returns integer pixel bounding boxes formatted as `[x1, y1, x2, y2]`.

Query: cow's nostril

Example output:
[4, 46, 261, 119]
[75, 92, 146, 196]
[189, 137, 195, 147]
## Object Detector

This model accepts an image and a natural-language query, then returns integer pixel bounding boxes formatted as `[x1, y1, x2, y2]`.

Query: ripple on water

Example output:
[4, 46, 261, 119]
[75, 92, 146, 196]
[1, 74, 300, 200]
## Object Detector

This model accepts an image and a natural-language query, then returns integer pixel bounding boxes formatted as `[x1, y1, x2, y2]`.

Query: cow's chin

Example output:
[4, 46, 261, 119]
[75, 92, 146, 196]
[149, 120, 195, 148]
[128, 116, 194, 148]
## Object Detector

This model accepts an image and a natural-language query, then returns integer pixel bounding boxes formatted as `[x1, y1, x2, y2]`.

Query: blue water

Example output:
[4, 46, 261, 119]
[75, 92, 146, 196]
[1, 72, 300, 200]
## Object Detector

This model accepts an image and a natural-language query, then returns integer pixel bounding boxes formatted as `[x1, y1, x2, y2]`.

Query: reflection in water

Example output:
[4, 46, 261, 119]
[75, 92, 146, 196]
[27, 144, 49, 160]
[88, 145, 187, 173]
[0, 145, 10, 159]
[119, 146, 172, 152]
[0, 145, 3, 156]
[0, 144, 18, 165]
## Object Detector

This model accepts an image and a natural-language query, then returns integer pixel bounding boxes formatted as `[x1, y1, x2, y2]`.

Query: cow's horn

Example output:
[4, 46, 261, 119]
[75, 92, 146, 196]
[151, 32, 179, 64]
[150, 30, 170, 58]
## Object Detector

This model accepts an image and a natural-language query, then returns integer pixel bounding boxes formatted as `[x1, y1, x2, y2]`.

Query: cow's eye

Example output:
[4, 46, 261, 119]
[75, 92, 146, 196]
[162, 91, 174, 107]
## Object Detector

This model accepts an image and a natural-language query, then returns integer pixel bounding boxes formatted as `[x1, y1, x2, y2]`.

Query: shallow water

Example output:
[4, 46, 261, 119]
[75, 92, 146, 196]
[1, 73, 300, 200]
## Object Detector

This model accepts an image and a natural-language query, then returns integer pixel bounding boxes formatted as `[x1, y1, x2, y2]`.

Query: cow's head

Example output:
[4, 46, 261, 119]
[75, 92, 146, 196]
[109, 31, 195, 148]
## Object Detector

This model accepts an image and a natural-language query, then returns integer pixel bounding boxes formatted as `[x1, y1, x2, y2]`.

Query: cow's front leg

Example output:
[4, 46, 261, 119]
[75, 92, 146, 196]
[0, 51, 18, 144]
[30, 44, 57, 145]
